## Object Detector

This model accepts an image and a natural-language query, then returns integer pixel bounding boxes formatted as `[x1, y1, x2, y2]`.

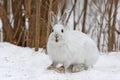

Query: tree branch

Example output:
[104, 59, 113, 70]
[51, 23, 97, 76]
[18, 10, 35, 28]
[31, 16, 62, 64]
[66, 0, 77, 25]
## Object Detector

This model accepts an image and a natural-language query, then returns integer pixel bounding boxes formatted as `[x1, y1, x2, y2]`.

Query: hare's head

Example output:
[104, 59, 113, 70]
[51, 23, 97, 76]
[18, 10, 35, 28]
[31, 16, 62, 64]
[50, 11, 67, 43]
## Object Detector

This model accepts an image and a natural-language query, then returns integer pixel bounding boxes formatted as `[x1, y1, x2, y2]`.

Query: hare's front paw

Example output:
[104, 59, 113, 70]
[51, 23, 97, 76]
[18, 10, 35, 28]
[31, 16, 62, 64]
[72, 64, 88, 73]
[47, 63, 56, 70]
[56, 66, 65, 73]
[72, 66, 83, 72]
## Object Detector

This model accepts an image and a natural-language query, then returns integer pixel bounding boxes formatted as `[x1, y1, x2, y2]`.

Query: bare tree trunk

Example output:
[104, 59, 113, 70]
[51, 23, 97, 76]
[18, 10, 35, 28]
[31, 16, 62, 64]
[24, 0, 31, 19]
[108, 0, 113, 52]
[82, 0, 88, 33]
[35, 0, 42, 51]
[12, 0, 24, 45]
[111, 0, 118, 51]
[28, 0, 36, 47]
[97, 11, 106, 51]
[73, 1, 77, 30]
[0, 5, 14, 42]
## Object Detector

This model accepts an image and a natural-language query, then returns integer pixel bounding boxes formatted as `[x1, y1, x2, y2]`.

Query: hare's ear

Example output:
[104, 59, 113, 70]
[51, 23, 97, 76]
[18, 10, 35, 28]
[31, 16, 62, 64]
[61, 12, 67, 25]
[50, 11, 57, 27]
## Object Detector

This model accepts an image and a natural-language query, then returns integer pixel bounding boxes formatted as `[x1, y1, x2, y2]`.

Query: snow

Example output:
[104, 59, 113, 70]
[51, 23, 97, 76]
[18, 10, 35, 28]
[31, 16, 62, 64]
[0, 19, 2, 29]
[0, 42, 120, 80]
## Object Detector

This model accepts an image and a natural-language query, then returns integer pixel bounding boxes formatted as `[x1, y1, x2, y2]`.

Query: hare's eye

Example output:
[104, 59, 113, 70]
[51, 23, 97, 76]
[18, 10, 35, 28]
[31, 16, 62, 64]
[61, 29, 64, 33]
[52, 29, 54, 32]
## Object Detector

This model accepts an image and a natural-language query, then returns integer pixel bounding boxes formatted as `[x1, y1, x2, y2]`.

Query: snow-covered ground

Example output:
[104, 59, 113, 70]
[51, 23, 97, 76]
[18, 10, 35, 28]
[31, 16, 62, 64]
[0, 42, 120, 80]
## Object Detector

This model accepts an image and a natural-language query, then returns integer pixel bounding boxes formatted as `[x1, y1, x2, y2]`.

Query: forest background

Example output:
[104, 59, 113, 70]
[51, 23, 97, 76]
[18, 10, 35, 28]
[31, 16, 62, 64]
[0, 0, 120, 52]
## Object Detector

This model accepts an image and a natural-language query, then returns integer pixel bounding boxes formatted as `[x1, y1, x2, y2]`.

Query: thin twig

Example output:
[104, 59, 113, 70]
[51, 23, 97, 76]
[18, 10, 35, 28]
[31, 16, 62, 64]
[115, 28, 120, 34]
[66, 0, 77, 25]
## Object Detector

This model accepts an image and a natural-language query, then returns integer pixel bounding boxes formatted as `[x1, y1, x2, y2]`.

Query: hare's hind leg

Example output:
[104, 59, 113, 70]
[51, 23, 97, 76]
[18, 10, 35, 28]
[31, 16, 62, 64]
[72, 64, 88, 73]
[47, 62, 57, 70]
[56, 63, 70, 73]
[56, 65, 65, 73]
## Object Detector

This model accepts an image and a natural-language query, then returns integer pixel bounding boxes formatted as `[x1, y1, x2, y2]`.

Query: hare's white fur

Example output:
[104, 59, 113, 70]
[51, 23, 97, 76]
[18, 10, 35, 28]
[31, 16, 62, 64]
[47, 12, 99, 70]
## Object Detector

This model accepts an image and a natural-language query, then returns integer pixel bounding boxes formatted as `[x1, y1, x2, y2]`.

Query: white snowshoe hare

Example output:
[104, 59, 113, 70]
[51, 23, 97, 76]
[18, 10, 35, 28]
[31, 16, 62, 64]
[47, 11, 99, 73]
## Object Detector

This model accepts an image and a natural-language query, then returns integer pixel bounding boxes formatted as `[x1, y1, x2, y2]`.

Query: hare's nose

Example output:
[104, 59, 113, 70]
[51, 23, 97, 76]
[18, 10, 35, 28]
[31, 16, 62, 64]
[55, 34, 58, 38]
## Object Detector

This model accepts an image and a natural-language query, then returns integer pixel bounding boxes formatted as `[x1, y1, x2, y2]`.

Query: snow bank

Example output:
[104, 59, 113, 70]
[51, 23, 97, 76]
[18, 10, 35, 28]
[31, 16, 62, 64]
[0, 42, 120, 80]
